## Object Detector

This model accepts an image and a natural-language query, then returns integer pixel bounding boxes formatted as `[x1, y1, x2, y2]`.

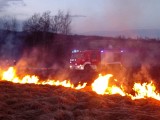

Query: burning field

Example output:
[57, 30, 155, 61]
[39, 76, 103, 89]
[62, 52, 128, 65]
[1, 67, 160, 120]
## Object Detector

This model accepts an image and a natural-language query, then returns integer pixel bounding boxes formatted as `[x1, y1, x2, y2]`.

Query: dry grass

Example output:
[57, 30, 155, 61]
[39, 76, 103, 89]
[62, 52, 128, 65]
[0, 81, 160, 120]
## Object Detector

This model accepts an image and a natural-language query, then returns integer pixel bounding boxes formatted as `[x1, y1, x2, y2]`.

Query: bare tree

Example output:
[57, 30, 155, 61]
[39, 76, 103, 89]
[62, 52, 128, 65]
[61, 11, 71, 35]
[22, 10, 72, 53]
[39, 11, 51, 32]
[50, 11, 71, 35]
[23, 13, 41, 33]
[0, 16, 19, 32]
[23, 11, 52, 33]
[50, 10, 63, 33]
[23, 10, 72, 35]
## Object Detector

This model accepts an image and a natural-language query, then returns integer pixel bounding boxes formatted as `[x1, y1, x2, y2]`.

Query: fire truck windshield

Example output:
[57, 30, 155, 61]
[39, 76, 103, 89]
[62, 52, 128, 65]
[71, 53, 83, 59]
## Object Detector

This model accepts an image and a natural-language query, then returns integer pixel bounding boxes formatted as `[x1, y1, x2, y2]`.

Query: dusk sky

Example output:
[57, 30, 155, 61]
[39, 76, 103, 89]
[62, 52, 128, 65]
[0, 0, 160, 33]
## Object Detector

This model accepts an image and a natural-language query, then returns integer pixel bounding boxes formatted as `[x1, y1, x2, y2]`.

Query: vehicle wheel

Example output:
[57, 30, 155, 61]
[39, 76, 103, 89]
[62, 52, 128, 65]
[84, 64, 92, 72]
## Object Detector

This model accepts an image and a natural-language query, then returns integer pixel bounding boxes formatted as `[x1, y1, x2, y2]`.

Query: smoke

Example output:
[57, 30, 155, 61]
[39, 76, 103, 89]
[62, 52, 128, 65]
[73, 0, 145, 33]
[0, 31, 24, 67]
[14, 45, 72, 81]
[105, 0, 142, 30]
[132, 64, 151, 82]
[0, 0, 24, 12]
[121, 43, 160, 92]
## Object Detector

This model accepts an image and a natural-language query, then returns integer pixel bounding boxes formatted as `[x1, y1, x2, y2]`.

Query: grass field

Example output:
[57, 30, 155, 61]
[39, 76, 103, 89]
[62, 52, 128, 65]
[0, 81, 160, 120]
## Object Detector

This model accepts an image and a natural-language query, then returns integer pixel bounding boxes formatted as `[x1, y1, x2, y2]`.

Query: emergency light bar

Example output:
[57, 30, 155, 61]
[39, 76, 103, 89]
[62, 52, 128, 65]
[72, 50, 80, 53]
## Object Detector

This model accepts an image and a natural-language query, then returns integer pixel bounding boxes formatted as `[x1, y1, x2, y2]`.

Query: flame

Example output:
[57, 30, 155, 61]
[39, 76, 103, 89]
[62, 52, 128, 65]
[2, 67, 39, 84]
[1, 67, 160, 101]
[2, 67, 16, 81]
[91, 74, 125, 96]
[130, 82, 160, 100]
[108, 86, 125, 96]
[1, 67, 86, 89]
[75, 82, 87, 90]
[91, 74, 160, 100]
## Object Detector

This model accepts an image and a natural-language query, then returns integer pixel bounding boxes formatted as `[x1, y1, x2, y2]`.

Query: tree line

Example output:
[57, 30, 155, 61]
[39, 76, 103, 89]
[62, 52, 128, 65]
[0, 11, 73, 66]
[23, 11, 71, 35]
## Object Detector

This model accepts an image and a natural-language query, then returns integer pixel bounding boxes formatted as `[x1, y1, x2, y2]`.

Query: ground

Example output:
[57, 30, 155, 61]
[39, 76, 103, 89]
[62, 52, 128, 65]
[0, 81, 160, 120]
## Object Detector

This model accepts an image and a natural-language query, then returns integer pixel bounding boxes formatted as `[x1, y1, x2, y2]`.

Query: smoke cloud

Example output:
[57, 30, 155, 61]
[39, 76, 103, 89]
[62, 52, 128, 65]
[105, 0, 142, 30]
[0, 0, 24, 12]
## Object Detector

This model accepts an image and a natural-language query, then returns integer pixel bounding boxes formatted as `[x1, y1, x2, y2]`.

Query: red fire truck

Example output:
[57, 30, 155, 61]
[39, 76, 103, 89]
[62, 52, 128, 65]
[70, 49, 124, 71]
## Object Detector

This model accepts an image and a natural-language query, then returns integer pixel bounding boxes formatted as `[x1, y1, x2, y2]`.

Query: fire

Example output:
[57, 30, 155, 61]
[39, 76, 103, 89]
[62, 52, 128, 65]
[1, 67, 86, 89]
[2, 67, 39, 84]
[108, 86, 125, 96]
[91, 74, 111, 95]
[42, 80, 74, 88]
[91, 74, 125, 96]
[41, 80, 87, 90]
[1, 67, 160, 101]
[75, 82, 87, 90]
[21, 75, 39, 84]
[2, 67, 15, 81]
[130, 82, 160, 100]
[91, 74, 160, 100]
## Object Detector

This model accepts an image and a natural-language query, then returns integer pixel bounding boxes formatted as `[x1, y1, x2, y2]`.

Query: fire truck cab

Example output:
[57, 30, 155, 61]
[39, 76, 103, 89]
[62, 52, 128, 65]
[70, 49, 123, 71]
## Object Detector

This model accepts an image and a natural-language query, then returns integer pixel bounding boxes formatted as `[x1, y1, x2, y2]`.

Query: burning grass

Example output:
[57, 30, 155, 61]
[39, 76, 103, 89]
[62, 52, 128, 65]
[1, 67, 160, 119]
[1, 67, 160, 100]
[0, 82, 160, 120]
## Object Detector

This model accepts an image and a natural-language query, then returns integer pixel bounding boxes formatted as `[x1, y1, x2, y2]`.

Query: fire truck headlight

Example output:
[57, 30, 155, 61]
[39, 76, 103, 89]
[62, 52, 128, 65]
[79, 65, 83, 70]
[80, 66, 83, 70]
[70, 65, 72, 68]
